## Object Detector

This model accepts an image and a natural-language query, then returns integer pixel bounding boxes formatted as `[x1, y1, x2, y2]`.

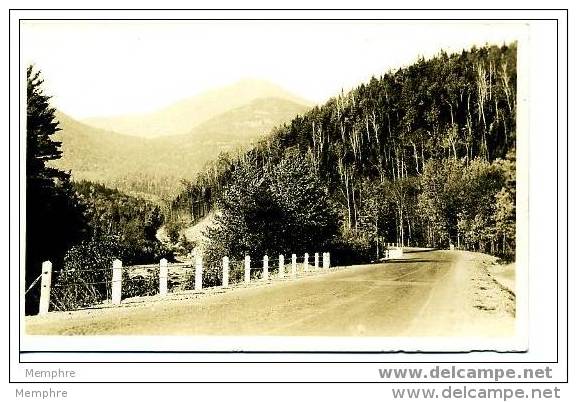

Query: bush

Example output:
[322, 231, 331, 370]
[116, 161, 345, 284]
[178, 235, 196, 255]
[164, 219, 183, 244]
[180, 258, 245, 289]
[50, 237, 173, 311]
[50, 239, 122, 310]
[122, 272, 160, 299]
[330, 233, 374, 266]
[120, 238, 173, 265]
[201, 261, 222, 288]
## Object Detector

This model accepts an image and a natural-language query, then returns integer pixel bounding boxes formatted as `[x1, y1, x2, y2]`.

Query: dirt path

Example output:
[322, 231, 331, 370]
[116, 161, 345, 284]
[25, 250, 515, 337]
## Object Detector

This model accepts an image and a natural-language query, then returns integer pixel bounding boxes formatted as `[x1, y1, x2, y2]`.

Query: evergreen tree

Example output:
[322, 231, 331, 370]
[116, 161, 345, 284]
[26, 66, 87, 314]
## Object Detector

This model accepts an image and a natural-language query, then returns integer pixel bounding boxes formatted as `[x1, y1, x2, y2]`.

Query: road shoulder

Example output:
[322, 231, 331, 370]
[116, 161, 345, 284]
[405, 250, 515, 337]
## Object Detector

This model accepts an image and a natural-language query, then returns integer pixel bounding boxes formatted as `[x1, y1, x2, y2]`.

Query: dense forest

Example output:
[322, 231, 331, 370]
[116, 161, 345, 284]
[72, 180, 168, 262]
[171, 43, 517, 268]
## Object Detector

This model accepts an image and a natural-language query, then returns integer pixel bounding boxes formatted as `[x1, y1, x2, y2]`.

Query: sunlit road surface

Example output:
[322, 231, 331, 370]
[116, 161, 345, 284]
[25, 249, 514, 336]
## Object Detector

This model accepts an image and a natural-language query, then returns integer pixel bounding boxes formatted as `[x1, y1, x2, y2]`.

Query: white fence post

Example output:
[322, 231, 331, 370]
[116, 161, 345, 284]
[195, 255, 203, 291]
[278, 254, 284, 278]
[222, 256, 229, 288]
[303, 252, 309, 272]
[322, 252, 330, 269]
[244, 255, 251, 283]
[263, 255, 269, 280]
[291, 254, 297, 277]
[39, 261, 52, 315]
[314, 252, 319, 270]
[159, 258, 168, 297]
[112, 259, 122, 305]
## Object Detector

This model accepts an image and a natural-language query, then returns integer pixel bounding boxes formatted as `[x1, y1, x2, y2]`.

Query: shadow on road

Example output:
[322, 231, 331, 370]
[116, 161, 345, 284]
[387, 258, 452, 264]
[402, 248, 438, 254]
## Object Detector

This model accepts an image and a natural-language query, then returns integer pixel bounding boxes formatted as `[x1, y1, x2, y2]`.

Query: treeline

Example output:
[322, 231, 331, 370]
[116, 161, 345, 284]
[94, 172, 183, 202]
[73, 180, 168, 262]
[50, 181, 171, 310]
[172, 43, 517, 264]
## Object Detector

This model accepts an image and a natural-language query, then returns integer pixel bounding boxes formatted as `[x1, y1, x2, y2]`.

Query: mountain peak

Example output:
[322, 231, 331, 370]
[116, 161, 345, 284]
[82, 79, 312, 138]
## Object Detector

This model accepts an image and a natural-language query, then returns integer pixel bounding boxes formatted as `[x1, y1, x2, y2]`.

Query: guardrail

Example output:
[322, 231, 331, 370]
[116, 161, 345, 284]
[34, 252, 331, 315]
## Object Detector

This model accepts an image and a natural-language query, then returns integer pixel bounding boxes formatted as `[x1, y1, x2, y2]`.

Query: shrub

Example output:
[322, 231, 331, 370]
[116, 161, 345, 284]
[330, 233, 374, 266]
[50, 237, 173, 311]
[122, 272, 160, 299]
[164, 219, 183, 244]
[50, 238, 122, 310]
[203, 154, 340, 269]
[181, 258, 244, 289]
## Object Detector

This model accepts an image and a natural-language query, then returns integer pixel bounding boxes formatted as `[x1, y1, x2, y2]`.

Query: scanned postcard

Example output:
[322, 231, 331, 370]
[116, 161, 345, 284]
[19, 19, 529, 353]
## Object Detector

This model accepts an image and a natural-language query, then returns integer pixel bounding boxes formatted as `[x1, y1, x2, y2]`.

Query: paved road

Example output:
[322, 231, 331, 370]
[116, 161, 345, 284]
[25, 250, 514, 336]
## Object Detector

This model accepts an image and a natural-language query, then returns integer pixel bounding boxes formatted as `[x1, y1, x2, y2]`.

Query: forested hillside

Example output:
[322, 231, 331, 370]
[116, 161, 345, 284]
[51, 96, 310, 200]
[73, 181, 165, 254]
[173, 43, 517, 264]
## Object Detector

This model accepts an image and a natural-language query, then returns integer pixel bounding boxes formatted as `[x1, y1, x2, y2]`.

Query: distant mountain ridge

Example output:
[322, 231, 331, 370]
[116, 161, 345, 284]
[50, 84, 311, 200]
[82, 79, 313, 138]
[167, 97, 310, 149]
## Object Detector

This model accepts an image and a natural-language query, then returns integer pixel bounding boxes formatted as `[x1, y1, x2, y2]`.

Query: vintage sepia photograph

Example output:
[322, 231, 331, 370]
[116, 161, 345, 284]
[21, 20, 524, 344]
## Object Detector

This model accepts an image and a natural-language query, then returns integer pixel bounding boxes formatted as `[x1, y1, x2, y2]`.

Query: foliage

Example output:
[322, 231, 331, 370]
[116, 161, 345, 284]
[50, 238, 123, 310]
[164, 219, 184, 244]
[73, 180, 171, 263]
[458, 158, 505, 252]
[330, 232, 374, 266]
[122, 273, 160, 299]
[49, 182, 172, 310]
[418, 155, 515, 257]
[202, 154, 340, 271]
[493, 149, 516, 259]
[177, 234, 196, 255]
[418, 159, 466, 246]
[51, 237, 167, 310]
[172, 43, 517, 261]
[25, 66, 88, 314]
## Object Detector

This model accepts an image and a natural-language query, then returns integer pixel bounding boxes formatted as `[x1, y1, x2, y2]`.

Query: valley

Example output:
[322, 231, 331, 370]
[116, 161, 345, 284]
[50, 80, 312, 200]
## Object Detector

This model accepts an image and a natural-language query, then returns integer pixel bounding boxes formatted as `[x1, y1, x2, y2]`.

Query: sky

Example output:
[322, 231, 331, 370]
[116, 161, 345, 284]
[21, 21, 525, 119]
